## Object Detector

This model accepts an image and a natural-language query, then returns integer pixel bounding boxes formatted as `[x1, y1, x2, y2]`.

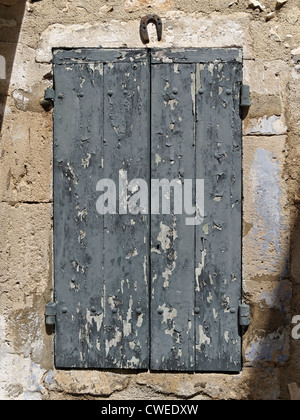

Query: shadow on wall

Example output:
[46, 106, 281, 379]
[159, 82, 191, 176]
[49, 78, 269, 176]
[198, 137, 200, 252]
[242, 141, 300, 399]
[0, 0, 26, 130]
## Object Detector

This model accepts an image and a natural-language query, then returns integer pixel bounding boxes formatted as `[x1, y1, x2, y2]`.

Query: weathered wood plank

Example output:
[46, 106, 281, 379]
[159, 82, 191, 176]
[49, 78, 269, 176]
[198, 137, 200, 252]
[151, 48, 243, 64]
[194, 60, 242, 372]
[53, 49, 148, 65]
[150, 63, 196, 371]
[54, 62, 105, 368]
[102, 58, 150, 369]
[54, 54, 150, 369]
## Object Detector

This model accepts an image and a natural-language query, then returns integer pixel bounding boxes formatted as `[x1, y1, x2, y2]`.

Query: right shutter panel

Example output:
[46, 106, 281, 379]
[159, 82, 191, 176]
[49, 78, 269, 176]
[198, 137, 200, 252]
[150, 49, 243, 372]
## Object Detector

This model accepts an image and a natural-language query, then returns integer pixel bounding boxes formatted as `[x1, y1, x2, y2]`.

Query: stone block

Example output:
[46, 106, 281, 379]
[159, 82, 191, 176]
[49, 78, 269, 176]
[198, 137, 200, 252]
[0, 202, 52, 302]
[243, 136, 289, 281]
[44, 370, 130, 397]
[0, 111, 52, 203]
[35, 13, 252, 63]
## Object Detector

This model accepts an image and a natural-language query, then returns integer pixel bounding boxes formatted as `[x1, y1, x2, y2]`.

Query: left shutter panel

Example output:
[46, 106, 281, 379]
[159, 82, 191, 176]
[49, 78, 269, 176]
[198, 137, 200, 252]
[53, 50, 150, 369]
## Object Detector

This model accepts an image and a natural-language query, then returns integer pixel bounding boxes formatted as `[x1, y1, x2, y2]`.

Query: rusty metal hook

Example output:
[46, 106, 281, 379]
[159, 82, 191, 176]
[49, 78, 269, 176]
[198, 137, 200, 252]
[140, 15, 163, 45]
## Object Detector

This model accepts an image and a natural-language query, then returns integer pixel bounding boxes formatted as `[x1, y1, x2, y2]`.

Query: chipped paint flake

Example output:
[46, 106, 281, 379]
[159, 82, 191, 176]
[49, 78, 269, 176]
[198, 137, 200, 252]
[162, 261, 176, 289]
[78, 230, 86, 244]
[143, 255, 148, 286]
[81, 153, 92, 168]
[127, 356, 140, 368]
[157, 222, 172, 252]
[123, 296, 133, 337]
[158, 304, 178, 325]
[66, 162, 78, 185]
[198, 325, 211, 346]
[86, 309, 103, 333]
[195, 248, 207, 292]
[126, 248, 138, 259]
[137, 313, 144, 328]
[168, 98, 178, 111]
[174, 63, 180, 73]
[213, 308, 218, 319]
[105, 329, 122, 357]
[207, 292, 213, 304]
[155, 153, 162, 166]
[77, 208, 88, 222]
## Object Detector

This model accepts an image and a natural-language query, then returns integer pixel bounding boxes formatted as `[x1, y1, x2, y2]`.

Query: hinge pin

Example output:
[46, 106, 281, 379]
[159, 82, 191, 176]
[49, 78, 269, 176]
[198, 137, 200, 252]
[241, 84, 251, 108]
[41, 87, 55, 111]
[45, 302, 57, 326]
[239, 302, 251, 327]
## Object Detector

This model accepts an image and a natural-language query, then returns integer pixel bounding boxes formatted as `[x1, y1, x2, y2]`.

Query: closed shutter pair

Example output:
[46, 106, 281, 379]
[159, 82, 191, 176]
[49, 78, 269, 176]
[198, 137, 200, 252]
[53, 48, 242, 372]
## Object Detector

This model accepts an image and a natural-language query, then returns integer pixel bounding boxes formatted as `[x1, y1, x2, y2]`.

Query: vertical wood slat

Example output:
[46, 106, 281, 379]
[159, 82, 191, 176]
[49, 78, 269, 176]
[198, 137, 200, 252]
[102, 60, 150, 369]
[195, 61, 243, 372]
[54, 63, 105, 368]
[150, 63, 196, 371]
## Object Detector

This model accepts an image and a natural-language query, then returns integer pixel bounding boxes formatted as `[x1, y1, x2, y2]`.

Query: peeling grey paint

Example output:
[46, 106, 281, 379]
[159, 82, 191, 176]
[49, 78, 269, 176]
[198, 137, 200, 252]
[194, 55, 242, 372]
[54, 48, 242, 372]
[54, 49, 150, 369]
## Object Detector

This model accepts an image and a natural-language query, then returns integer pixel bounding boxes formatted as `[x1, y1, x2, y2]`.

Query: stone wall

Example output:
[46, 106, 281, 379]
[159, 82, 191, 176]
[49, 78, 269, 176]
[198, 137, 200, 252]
[0, 0, 300, 400]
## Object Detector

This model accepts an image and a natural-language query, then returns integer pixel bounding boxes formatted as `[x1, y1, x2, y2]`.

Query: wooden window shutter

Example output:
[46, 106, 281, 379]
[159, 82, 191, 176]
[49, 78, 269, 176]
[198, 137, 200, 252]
[53, 48, 242, 372]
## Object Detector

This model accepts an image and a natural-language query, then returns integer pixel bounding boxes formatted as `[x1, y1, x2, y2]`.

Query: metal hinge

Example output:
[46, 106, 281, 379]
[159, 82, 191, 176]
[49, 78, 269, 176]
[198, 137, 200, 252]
[40, 87, 55, 111]
[45, 302, 57, 326]
[239, 302, 251, 327]
[241, 84, 251, 108]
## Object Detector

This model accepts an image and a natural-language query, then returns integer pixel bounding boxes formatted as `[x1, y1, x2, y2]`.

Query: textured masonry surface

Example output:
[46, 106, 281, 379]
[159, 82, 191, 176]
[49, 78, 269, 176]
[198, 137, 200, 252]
[1, 0, 300, 400]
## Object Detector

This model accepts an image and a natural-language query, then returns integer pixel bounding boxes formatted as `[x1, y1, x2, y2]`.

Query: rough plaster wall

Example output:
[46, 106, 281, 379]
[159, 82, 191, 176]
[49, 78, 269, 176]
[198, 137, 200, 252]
[0, 0, 300, 400]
